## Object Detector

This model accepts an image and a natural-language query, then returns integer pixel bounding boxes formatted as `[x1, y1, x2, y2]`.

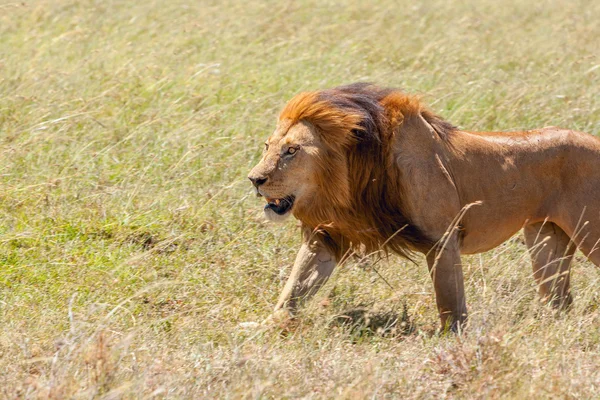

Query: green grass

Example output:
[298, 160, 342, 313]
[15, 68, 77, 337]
[1, 0, 599, 397]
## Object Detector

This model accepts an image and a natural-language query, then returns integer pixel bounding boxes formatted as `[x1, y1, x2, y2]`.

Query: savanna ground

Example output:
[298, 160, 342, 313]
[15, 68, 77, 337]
[0, 0, 599, 398]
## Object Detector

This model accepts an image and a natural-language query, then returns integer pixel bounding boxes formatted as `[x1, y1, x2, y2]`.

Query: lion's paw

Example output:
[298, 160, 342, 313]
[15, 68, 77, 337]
[261, 308, 294, 329]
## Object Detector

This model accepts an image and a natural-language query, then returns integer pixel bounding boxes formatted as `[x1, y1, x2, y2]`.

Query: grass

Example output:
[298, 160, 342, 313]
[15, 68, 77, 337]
[0, 0, 599, 397]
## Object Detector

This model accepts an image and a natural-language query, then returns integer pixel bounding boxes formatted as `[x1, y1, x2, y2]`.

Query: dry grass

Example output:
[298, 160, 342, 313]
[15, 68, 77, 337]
[0, 0, 599, 398]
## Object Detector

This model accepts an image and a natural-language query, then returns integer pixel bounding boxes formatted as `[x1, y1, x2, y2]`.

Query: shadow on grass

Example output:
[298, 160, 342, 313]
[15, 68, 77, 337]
[331, 304, 415, 340]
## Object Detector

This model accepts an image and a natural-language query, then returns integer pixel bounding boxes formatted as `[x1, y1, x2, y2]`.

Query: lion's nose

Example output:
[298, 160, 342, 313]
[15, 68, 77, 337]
[248, 175, 268, 188]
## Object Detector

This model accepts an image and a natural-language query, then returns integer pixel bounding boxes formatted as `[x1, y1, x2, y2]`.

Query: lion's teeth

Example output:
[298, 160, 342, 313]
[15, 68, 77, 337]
[275, 199, 280, 206]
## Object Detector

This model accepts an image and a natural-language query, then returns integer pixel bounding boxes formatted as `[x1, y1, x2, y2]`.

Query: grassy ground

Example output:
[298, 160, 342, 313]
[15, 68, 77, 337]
[1, 0, 599, 398]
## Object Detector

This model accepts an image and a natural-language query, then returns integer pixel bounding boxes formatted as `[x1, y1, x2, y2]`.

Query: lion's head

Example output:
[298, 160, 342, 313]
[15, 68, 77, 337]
[249, 83, 453, 257]
[247, 118, 328, 223]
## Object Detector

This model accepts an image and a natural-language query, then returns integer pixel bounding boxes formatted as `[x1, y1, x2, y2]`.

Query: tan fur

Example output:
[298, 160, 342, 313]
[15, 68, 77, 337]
[248, 83, 600, 331]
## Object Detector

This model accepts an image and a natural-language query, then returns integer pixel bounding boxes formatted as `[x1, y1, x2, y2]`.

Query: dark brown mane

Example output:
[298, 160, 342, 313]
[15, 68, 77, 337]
[280, 83, 456, 259]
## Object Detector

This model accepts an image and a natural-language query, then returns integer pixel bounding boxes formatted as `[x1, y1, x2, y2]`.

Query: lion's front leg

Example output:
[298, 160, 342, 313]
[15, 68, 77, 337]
[267, 236, 337, 324]
[426, 239, 467, 332]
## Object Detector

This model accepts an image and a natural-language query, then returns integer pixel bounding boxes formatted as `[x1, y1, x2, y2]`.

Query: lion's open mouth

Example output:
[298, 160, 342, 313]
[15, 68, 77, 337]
[264, 196, 295, 215]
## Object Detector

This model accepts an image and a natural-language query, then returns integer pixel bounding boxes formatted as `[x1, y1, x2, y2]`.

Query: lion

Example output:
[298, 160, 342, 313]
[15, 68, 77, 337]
[248, 83, 600, 331]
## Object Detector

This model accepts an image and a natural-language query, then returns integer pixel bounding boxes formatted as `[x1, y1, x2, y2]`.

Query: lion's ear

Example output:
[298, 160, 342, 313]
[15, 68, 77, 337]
[351, 127, 371, 143]
[351, 116, 378, 142]
[351, 128, 364, 137]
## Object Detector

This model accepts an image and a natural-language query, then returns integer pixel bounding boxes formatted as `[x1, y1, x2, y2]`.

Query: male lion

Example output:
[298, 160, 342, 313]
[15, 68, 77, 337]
[248, 83, 600, 331]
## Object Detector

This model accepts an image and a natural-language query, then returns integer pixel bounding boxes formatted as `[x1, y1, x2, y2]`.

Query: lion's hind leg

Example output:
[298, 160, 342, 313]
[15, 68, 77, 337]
[567, 222, 600, 268]
[524, 222, 576, 309]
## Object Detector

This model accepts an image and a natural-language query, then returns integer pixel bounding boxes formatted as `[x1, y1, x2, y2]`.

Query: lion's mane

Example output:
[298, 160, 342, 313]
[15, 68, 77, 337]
[279, 83, 456, 259]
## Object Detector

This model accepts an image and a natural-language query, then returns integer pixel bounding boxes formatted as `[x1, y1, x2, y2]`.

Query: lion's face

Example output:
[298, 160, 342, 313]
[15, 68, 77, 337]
[248, 120, 324, 222]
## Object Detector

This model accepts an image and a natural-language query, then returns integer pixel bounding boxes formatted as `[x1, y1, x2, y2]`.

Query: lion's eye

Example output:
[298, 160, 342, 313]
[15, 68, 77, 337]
[264, 143, 269, 151]
[286, 147, 297, 155]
